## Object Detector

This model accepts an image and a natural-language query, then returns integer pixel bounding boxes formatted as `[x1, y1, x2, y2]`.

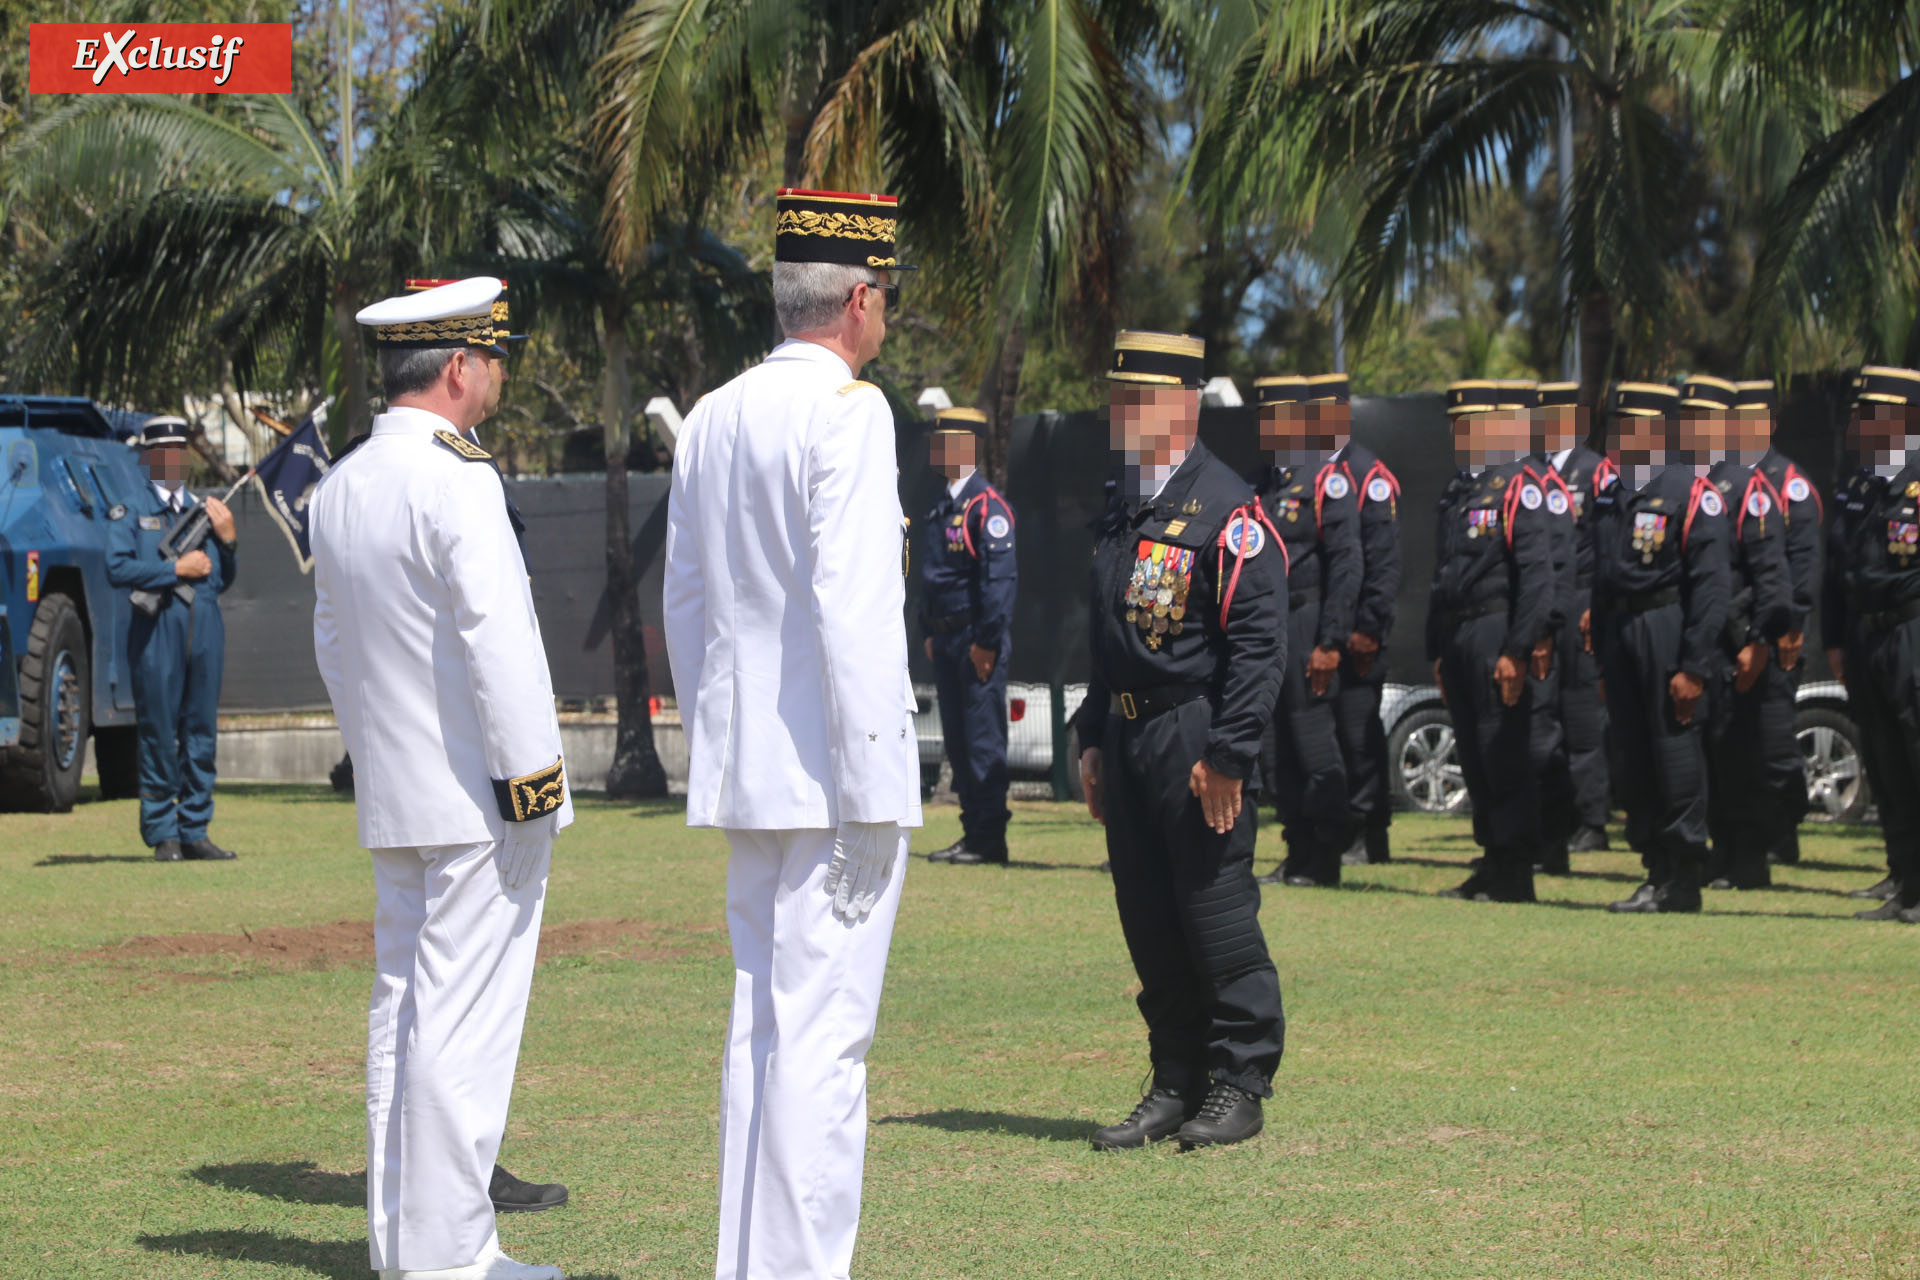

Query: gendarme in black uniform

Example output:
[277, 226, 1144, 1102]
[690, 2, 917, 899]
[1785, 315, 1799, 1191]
[1328, 390, 1403, 865]
[1749, 390, 1821, 865]
[1822, 365, 1920, 921]
[1426, 383, 1557, 902]
[1593, 384, 1731, 913]
[1075, 331, 1288, 1151]
[1249, 377, 1362, 886]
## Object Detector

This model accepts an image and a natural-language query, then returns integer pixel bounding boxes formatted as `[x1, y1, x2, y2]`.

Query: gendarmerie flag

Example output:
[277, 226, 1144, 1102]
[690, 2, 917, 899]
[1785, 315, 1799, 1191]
[251, 407, 332, 572]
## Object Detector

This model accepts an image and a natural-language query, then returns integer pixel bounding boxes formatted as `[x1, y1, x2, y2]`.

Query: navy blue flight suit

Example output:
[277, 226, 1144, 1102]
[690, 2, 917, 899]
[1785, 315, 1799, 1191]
[1752, 448, 1821, 862]
[1331, 442, 1402, 862]
[1425, 461, 1557, 901]
[1550, 446, 1616, 843]
[1253, 459, 1360, 884]
[105, 487, 237, 848]
[1703, 461, 1794, 888]
[1824, 465, 1920, 912]
[919, 472, 1017, 855]
[1593, 467, 1730, 909]
[1073, 443, 1289, 1099]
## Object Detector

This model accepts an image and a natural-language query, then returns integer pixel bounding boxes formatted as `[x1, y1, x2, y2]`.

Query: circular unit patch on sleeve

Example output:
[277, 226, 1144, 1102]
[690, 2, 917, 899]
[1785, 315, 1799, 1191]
[1224, 512, 1265, 557]
[986, 513, 1011, 539]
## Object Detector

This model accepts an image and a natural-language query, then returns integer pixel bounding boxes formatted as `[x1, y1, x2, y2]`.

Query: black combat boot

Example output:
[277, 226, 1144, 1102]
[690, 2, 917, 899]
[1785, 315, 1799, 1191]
[926, 837, 969, 864]
[1091, 1088, 1192, 1150]
[1176, 1082, 1264, 1150]
[1607, 882, 1658, 912]
[1848, 875, 1900, 901]
[1854, 898, 1910, 921]
[182, 839, 237, 861]
[490, 1164, 568, 1213]
[152, 840, 183, 863]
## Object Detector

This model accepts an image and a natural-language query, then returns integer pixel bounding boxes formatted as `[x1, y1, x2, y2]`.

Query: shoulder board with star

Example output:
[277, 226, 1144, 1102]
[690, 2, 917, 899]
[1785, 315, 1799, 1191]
[434, 429, 492, 462]
[837, 380, 879, 396]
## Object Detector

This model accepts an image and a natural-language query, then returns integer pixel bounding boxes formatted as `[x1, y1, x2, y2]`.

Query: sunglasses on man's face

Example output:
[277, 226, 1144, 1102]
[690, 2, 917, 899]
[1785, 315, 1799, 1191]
[847, 280, 900, 307]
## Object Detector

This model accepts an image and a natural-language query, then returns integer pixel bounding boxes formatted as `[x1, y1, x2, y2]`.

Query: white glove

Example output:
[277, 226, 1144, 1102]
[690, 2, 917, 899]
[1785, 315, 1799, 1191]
[825, 821, 900, 923]
[498, 814, 557, 891]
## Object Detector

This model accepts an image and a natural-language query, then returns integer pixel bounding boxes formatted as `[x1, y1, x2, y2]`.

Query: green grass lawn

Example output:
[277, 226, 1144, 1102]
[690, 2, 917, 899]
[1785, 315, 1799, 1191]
[1, 787, 1915, 1279]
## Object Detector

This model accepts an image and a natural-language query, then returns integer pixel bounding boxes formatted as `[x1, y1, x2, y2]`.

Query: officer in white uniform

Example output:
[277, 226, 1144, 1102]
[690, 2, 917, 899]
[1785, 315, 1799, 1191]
[311, 277, 570, 1280]
[664, 189, 922, 1280]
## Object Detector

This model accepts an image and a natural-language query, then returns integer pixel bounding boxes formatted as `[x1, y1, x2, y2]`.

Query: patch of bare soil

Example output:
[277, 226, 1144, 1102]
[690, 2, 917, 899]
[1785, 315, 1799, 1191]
[84, 917, 723, 975]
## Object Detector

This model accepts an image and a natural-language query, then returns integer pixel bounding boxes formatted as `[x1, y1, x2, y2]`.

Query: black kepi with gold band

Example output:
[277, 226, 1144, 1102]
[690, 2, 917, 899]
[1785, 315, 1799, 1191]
[1305, 373, 1350, 404]
[1537, 381, 1579, 408]
[1854, 365, 1920, 405]
[355, 276, 517, 359]
[1445, 380, 1501, 415]
[1734, 380, 1776, 411]
[1253, 375, 1306, 406]
[1495, 379, 1538, 410]
[1109, 330, 1206, 387]
[1611, 381, 1679, 417]
[775, 188, 917, 271]
[931, 406, 987, 436]
[1679, 375, 1738, 411]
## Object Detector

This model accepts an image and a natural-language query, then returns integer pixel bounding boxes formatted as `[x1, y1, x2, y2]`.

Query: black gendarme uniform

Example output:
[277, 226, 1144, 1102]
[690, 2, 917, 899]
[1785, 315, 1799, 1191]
[1520, 456, 1576, 864]
[1751, 448, 1822, 859]
[1592, 467, 1730, 902]
[1822, 465, 1920, 908]
[1550, 445, 1616, 837]
[1074, 442, 1289, 1099]
[1253, 458, 1360, 883]
[1424, 459, 1557, 899]
[1331, 440, 1402, 856]
[1703, 460, 1793, 887]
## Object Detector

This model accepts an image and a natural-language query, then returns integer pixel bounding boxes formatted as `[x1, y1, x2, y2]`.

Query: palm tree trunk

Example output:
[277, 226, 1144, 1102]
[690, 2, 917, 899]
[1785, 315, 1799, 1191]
[332, 285, 371, 446]
[599, 291, 668, 799]
[977, 317, 1026, 489]
[1578, 291, 1614, 422]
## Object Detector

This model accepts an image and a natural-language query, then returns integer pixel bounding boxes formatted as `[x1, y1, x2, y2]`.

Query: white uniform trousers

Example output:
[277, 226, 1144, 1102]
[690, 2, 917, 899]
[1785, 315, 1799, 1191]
[367, 840, 547, 1271]
[717, 827, 909, 1280]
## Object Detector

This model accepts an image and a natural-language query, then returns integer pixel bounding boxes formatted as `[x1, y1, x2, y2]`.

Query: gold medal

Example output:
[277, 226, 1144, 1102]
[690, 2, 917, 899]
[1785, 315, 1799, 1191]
[1171, 620, 1184, 635]
[1153, 614, 1169, 633]
[1171, 604, 1185, 621]
[1126, 608, 1138, 624]
[1146, 633, 1163, 651]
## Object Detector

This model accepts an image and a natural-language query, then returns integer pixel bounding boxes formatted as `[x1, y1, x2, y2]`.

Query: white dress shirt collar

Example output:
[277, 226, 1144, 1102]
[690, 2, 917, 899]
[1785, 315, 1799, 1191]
[372, 404, 460, 437]
[1551, 446, 1573, 472]
[770, 337, 856, 383]
[946, 468, 977, 500]
[152, 481, 187, 509]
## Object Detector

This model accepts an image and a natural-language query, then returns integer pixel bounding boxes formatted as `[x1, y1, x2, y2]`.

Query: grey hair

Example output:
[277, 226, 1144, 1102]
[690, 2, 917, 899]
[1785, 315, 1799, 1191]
[378, 345, 467, 400]
[772, 261, 877, 337]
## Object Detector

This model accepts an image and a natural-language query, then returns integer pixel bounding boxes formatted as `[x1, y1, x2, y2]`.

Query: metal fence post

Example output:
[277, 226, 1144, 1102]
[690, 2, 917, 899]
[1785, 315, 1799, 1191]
[1050, 678, 1070, 801]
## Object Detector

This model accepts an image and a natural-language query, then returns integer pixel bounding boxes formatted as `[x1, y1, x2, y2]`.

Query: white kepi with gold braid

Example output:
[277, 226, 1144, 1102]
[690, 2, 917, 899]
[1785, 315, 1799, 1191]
[355, 275, 513, 358]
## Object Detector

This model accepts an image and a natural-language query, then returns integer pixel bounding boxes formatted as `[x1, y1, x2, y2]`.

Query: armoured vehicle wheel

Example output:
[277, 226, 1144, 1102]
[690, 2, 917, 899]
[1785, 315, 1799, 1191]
[1, 593, 91, 812]
[1388, 706, 1470, 814]
[93, 726, 141, 800]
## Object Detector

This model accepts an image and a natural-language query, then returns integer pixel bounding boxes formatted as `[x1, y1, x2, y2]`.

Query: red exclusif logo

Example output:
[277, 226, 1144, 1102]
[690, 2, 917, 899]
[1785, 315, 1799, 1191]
[29, 23, 292, 93]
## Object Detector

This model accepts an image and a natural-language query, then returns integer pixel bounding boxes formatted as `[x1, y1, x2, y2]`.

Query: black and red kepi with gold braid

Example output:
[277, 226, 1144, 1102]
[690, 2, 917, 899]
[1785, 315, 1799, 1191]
[775, 189, 917, 271]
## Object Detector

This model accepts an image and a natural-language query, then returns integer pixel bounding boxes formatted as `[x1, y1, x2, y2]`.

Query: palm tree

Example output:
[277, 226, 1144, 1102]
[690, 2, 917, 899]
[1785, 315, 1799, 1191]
[595, 0, 1158, 486]
[1194, 0, 1771, 395]
[1725, 0, 1920, 365]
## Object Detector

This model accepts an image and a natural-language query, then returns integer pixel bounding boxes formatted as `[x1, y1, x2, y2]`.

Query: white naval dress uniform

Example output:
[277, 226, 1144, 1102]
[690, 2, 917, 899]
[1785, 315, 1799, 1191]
[664, 338, 923, 1280]
[310, 405, 573, 1273]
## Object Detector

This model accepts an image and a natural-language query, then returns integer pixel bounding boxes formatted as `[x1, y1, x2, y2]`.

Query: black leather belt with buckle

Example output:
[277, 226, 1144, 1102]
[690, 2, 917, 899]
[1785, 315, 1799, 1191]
[1110, 684, 1210, 721]
[923, 610, 971, 636]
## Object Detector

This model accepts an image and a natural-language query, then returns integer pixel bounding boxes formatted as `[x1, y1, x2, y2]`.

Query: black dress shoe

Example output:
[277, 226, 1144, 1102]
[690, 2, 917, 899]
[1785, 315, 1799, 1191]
[1767, 831, 1801, 866]
[1339, 833, 1370, 867]
[182, 839, 236, 861]
[1254, 865, 1287, 886]
[1097, 860, 1111, 874]
[950, 844, 1008, 865]
[1708, 875, 1769, 891]
[490, 1164, 568, 1213]
[1439, 874, 1495, 900]
[1607, 882, 1658, 912]
[1566, 826, 1611, 854]
[1535, 852, 1570, 875]
[152, 840, 183, 863]
[1611, 884, 1700, 914]
[1176, 1083, 1263, 1150]
[926, 838, 969, 863]
[1091, 1088, 1191, 1150]
[1848, 876, 1900, 901]
[1898, 906, 1920, 925]
[1283, 874, 1334, 888]
[1854, 898, 1909, 921]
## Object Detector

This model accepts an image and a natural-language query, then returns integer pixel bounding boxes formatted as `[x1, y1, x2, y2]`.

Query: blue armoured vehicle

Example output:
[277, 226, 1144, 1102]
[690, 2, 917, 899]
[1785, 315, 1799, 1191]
[0, 396, 148, 810]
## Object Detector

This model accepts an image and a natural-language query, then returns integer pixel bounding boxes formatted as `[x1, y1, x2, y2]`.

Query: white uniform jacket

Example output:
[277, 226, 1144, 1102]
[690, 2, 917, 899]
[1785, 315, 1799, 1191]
[664, 339, 923, 830]
[310, 406, 574, 849]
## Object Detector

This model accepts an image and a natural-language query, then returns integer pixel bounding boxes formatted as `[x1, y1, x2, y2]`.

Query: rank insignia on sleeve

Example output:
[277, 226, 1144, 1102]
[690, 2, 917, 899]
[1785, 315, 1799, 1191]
[493, 758, 566, 821]
[434, 429, 492, 462]
[837, 380, 878, 396]
[1164, 519, 1187, 537]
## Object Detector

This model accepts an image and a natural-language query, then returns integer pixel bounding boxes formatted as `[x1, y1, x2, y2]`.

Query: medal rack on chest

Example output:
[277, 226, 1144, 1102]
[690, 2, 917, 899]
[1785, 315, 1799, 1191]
[1126, 541, 1194, 650]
